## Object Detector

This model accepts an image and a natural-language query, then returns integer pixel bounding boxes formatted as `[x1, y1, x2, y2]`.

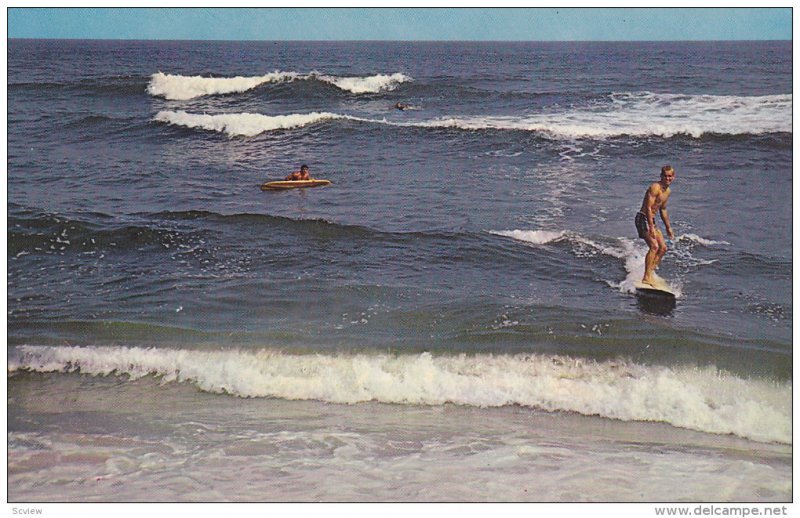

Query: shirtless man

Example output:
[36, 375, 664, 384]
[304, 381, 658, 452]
[635, 165, 675, 286]
[285, 164, 311, 181]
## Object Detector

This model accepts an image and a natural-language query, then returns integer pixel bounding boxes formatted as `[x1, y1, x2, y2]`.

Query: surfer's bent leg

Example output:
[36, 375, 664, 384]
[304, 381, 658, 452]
[637, 213, 659, 285]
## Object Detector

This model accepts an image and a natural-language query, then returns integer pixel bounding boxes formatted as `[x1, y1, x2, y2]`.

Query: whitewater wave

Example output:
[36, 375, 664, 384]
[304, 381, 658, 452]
[678, 233, 730, 247]
[8, 345, 791, 444]
[315, 72, 411, 94]
[492, 229, 731, 298]
[147, 71, 301, 100]
[406, 92, 790, 139]
[489, 230, 567, 245]
[153, 110, 347, 137]
[147, 71, 412, 100]
[152, 90, 790, 139]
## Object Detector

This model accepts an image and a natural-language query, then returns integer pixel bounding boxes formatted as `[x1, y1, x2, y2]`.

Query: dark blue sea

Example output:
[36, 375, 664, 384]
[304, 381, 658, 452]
[7, 40, 792, 502]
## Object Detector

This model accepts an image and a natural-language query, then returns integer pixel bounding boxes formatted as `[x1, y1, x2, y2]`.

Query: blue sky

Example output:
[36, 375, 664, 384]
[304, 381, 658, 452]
[7, 7, 792, 41]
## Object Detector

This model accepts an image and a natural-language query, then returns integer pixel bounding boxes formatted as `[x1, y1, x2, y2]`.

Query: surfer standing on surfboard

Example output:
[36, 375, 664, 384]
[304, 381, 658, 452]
[635, 165, 676, 286]
[285, 164, 311, 181]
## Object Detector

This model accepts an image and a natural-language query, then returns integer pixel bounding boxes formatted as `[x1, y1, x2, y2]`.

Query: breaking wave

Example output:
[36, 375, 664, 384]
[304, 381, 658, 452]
[152, 90, 790, 139]
[147, 71, 412, 100]
[8, 345, 791, 444]
[153, 110, 348, 137]
[490, 230, 733, 298]
[406, 92, 791, 138]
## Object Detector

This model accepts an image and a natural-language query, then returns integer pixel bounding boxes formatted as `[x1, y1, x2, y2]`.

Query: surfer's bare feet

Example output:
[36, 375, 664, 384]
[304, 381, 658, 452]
[640, 278, 655, 287]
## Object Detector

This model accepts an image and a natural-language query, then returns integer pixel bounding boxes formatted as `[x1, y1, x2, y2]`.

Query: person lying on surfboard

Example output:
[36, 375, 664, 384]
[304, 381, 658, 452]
[285, 164, 311, 181]
[635, 165, 676, 287]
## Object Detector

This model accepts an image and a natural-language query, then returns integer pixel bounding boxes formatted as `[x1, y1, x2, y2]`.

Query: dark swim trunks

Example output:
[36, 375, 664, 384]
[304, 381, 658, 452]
[635, 212, 650, 238]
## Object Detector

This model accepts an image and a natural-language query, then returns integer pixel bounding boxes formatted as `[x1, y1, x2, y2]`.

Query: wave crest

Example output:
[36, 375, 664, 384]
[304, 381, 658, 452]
[150, 89, 790, 139]
[147, 71, 412, 100]
[315, 72, 412, 94]
[492, 229, 733, 297]
[489, 230, 567, 245]
[8, 345, 791, 444]
[147, 71, 301, 100]
[153, 110, 344, 137]
[397, 92, 791, 139]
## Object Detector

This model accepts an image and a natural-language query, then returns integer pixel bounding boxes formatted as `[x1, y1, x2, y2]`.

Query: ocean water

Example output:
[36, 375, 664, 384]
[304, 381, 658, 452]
[7, 40, 792, 502]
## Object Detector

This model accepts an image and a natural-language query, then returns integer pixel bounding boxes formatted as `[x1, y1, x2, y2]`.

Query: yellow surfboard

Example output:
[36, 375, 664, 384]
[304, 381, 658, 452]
[261, 179, 331, 191]
[634, 276, 676, 298]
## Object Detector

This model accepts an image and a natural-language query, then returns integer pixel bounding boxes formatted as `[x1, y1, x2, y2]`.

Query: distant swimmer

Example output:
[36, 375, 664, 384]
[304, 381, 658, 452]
[394, 102, 411, 111]
[285, 164, 311, 181]
[635, 165, 676, 286]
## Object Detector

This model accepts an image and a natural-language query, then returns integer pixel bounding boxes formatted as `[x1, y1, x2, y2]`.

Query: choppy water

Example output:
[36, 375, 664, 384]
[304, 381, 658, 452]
[7, 40, 792, 502]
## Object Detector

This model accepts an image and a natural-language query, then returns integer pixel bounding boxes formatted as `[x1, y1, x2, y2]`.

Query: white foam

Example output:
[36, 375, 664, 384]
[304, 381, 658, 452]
[401, 92, 791, 138]
[147, 71, 301, 100]
[678, 233, 730, 246]
[610, 233, 726, 294]
[150, 90, 789, 139]
[316, 72, 412, 94]
[493, 229, 687, 297]
[146, 71, 412, 99]
[153, 110, 344, 137]
[489, 229, 567, 245]
[9, 346, 791, 444]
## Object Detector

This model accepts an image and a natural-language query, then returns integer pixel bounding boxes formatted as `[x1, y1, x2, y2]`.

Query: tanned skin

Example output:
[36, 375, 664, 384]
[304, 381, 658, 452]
[285, 165, 311, 181]
[639, 166, 675, 286]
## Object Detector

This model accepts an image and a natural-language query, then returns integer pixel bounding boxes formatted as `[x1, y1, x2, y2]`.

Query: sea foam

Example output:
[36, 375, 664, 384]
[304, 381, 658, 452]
[151, 90, 790, 139]
[147, 71, 301, 100]
[493, 230, 730, 298]
[147, 71, 412, 100]
[153, 110, 345, 137]
[315, 72, 412, 94]
[400, 92, 792, 138]
[8, 345, 791, 444]
[489, 230, 567, 245]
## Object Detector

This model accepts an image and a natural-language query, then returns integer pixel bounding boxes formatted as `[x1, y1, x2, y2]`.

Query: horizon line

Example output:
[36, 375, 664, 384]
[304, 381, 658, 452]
[8, 37, 792, 43]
